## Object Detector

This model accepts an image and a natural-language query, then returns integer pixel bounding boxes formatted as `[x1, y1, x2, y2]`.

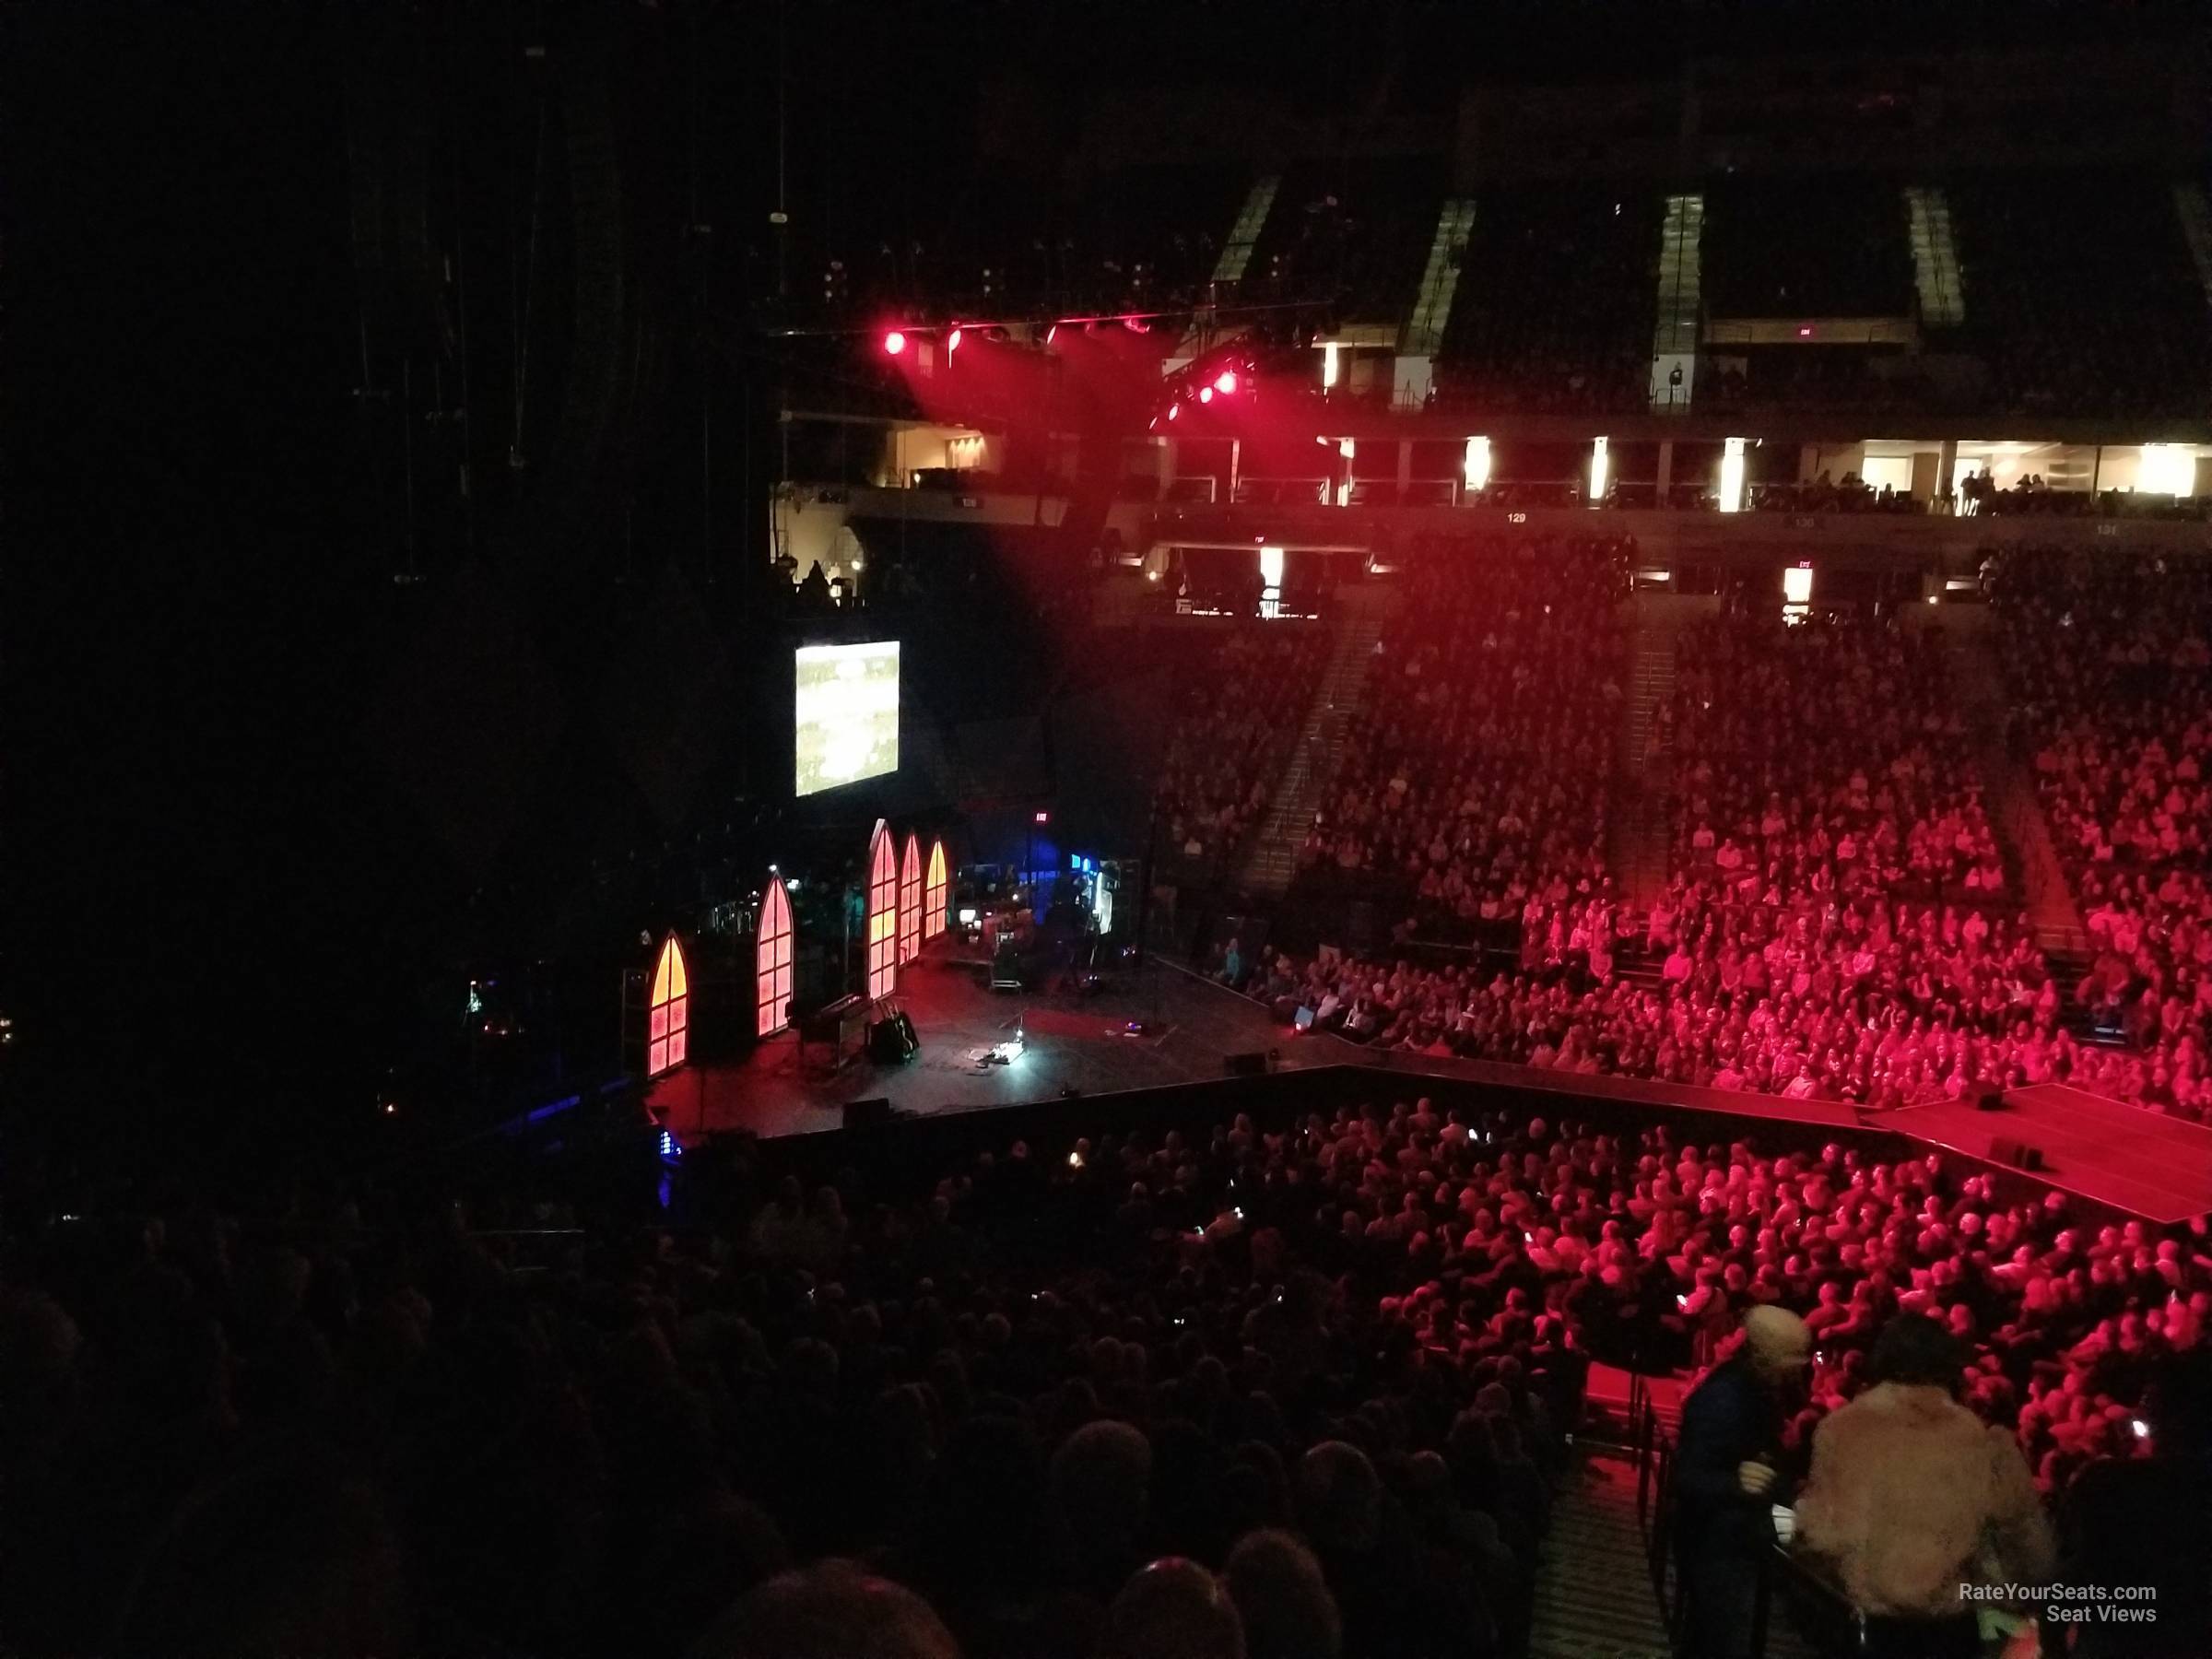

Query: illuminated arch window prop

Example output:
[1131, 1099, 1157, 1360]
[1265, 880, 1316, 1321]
[924, 839, 948, 939]
[866, 820, 898, 998]
[648, 935, 690, 1076]
[899, 833, 923, 964]
[757, 877, 794, 1038]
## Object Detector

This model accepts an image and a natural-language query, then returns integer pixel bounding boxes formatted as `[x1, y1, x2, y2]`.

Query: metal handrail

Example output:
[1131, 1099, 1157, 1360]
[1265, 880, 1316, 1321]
[1627, 1381, 1858, 1659]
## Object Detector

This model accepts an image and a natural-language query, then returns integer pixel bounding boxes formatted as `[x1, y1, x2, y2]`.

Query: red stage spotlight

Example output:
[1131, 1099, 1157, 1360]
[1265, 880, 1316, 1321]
[882, 329, 907, 356]
[1214, 371, 1238, 394]
[1166, 403, 1179, 420]
[1046, 324, 1058, 344]
[1198, 385, 1215, 405]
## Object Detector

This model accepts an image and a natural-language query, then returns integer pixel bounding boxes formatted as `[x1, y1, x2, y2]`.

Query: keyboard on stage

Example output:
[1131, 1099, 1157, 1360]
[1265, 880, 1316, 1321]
[799, 994, 871, 1071]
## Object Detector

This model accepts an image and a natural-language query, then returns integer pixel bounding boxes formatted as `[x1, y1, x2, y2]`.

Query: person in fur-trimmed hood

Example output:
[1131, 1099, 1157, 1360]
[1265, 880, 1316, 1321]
[1795, 1313, 2053, 1658]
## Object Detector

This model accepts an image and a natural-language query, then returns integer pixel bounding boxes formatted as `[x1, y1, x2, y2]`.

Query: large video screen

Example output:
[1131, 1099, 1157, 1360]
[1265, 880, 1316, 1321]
[794, 641, 900, 796]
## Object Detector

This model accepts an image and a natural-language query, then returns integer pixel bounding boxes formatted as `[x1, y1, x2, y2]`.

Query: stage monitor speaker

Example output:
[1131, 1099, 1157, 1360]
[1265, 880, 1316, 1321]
[1223, 1052, 1269, 1078]
[868, 1017, 918, 1065]
[1971, 1086, 2006, 1112]
[1989, 1135, 2045, 1172]
[843, 1098, 895, 1131]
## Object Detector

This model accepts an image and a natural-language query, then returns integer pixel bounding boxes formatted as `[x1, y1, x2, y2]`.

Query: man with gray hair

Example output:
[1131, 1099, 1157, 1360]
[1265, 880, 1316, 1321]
[1674, 1306, 1812, 1659]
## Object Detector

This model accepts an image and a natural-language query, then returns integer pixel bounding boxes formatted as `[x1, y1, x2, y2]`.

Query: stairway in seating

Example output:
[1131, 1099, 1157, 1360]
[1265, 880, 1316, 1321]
[1212, 175, 1280, 288]
[1237, 586, 1399, 895]
[1942, 627, 2125, 1045]
[1904, 185, 1967, 326]
[1531, 1443, 1675, 1659]
[1648, 193, 1704, 410]
[1402, 198, 1477, 357]
[1175, 175, 1282, 361]
[1549, 1391, 1820, 1659]
[1614, 602, 1682, 909]
[1938, 624, 2088, 956]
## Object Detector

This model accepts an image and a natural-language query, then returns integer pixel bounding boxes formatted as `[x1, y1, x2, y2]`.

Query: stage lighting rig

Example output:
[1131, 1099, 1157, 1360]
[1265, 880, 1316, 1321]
[1146, 344, 1259, 429]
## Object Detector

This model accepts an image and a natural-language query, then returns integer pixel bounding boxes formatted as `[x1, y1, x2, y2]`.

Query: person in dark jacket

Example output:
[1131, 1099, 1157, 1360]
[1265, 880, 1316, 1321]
[1672, 1307, 1811, 1659]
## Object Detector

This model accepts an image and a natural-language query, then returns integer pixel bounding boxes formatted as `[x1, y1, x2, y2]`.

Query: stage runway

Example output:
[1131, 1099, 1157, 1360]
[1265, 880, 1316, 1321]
[1890, 1084, 2212, 1224]
[645, 950, 1341, 1142]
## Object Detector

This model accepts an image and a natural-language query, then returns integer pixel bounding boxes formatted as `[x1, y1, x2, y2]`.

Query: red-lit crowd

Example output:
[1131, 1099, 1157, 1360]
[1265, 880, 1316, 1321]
[1296, 535, 1627, 931]
[1244, 894, 2082, 1108]
[1156, 626, 1332, 878]
[1659, 613, 2004, 901]
[1237, 552, 2212, 1119]
[1997, 546, 2212, 1119]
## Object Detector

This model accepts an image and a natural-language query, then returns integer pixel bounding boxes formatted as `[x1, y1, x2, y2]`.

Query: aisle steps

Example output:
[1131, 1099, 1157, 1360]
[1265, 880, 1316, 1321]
[1237, 587, 1400, 894]
[1615, 608, 1682, 907]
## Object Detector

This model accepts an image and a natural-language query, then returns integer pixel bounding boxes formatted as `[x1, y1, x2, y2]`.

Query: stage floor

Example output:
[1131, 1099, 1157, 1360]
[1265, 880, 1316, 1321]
[1891, 1084, 2212, 1224]
[646, 950, 1337, 1142]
